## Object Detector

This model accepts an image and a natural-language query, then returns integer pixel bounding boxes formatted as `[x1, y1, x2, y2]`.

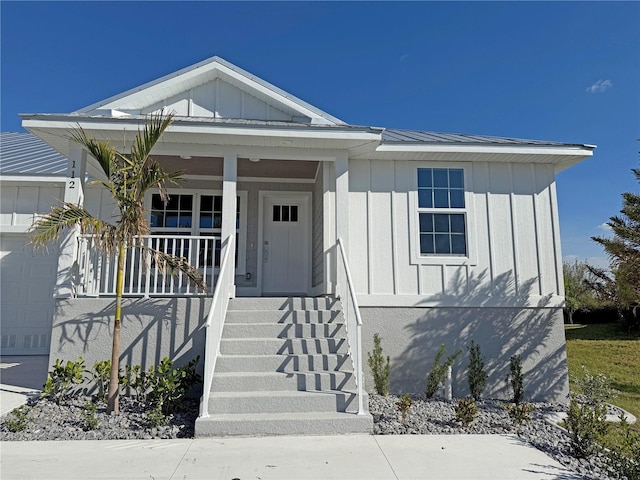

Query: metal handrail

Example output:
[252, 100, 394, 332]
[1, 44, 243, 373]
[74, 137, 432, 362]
[199, 234, 234, 418]
[336, 237, 365, 415]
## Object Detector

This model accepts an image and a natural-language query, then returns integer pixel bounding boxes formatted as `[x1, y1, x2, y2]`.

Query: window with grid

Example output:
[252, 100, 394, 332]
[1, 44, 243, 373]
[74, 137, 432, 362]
[149, 193, 241, 268]
[417, 168, 467, 256]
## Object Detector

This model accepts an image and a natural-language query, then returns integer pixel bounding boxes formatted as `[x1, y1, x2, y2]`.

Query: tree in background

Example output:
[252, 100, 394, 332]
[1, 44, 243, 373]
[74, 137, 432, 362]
[563, 260, 597, 324]
[588, 162, 640, 330]
[30, 113, 206, 414]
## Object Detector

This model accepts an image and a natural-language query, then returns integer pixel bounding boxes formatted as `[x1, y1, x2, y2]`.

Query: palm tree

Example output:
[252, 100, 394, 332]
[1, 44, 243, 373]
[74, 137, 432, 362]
[30, 113, 206, 414]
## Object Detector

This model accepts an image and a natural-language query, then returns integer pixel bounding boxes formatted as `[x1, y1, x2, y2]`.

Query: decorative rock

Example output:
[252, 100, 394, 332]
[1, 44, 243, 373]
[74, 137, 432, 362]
[370, 394, 613, 480]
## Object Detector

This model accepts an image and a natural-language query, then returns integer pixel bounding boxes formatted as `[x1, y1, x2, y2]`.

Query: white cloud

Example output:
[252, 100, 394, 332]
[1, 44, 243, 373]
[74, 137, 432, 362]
[597, 222, 612, 232]
[586, 79, 613, 93]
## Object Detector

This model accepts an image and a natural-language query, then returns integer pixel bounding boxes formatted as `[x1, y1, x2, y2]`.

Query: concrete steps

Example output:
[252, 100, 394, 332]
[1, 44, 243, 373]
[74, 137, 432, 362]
[195, 411, 372, 437]
[215, 354, 351, 373]
[195, 297, 371, 437]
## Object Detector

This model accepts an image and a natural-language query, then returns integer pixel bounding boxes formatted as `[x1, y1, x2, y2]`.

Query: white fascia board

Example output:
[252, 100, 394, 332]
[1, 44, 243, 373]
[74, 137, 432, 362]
[0, 175, 66, 184]
[376, 143, 595, 157]
[22, 117, 380, 142]
[76, 58, 220, 113]
[214, 63, 341, 125]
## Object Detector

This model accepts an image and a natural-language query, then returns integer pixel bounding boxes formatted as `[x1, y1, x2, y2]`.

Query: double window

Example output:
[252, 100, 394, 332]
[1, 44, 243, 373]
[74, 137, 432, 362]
[148, 191, 247, 273]
[417, 168, 467, 256]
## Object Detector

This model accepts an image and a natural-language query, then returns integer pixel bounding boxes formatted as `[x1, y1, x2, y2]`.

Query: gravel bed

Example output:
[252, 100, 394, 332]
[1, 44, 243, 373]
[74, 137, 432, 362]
[0, 396, 197, 441]
[370, 394, 614, 480]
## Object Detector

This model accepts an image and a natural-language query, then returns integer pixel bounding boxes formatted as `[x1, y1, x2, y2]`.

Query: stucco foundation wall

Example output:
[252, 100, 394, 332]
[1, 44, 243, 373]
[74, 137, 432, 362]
[360, 306, 569, 403]
[49, 298, 210, 376]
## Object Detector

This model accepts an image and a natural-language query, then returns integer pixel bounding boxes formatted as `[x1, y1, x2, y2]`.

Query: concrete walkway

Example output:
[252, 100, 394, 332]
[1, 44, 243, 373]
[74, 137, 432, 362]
[1, 434, 582, 480]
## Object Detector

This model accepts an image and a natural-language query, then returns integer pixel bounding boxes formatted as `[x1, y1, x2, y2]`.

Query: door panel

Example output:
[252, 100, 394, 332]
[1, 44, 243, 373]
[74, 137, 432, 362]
[262, 195, 310, 295]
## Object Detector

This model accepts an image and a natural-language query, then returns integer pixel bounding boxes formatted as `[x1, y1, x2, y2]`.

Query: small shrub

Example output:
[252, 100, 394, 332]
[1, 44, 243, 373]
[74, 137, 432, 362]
[504, 402, 534, 428]
[606, 415, 640, 479]
[147, 356, 202, 414]
[571, 365, 618, 405]
[565, 394, 608, 458]
[119, 364, 152, 402]
[146, 403, 167, 428]
[425, 344, 462, 399]
[90, 360, 111, 402]
[507, 355, 524, 404]
[119, 357, 201, 414]
[454, 398, 478, 427]
[367, 333, 390, 396]
[41, 357, 86, 404]
[467, 341, 487, 401]
[396, 393, 413, 425]
[5, 405, 30, 433]
[82, 401, 99, 431]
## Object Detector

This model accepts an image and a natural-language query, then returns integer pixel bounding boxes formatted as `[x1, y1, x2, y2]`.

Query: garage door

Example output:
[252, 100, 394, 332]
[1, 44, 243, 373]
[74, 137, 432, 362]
[0, 234, 58, 355]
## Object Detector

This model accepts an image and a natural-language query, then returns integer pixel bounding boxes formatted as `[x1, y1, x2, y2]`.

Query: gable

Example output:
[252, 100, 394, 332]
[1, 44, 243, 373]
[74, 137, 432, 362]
[77, 56, 344, 125]
[139, 77, 296, 122]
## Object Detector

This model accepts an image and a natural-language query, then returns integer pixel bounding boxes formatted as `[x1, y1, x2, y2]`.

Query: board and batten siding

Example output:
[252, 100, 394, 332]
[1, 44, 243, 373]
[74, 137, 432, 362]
[141, 78, 294, 122]
[348, 159, 563, 307]
[0, 183, 64, 229]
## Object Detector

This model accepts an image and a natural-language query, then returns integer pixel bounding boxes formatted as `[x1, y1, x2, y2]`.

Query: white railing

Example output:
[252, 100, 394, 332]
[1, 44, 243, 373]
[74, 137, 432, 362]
[199, 234, 235, 418]
[336, 237, 365, 415]
[76, 234, 219, 297]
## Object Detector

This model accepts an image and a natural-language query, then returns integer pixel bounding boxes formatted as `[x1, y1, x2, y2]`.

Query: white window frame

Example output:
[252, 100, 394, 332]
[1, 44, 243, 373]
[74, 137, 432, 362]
[408, 163, 477, 266]
[146, 188, 248, 274]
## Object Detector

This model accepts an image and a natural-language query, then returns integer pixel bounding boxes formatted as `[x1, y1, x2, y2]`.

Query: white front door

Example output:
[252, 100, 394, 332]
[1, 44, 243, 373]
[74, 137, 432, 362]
[261, 193, 311, 295]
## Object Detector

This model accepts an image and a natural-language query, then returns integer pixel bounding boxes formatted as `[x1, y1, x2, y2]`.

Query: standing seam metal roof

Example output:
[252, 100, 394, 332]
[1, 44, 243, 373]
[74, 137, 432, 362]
[0, 132, 67, 175]
[382, 129, 583, 147]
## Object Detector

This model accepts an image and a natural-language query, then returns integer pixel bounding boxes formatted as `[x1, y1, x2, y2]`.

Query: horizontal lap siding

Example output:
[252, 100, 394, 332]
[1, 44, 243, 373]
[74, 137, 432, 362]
[348, 159, 561, 303]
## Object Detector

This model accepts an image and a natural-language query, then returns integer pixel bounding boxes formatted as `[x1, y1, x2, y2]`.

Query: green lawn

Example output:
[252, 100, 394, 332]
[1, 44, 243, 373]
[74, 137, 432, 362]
[565, 323, 640, 436]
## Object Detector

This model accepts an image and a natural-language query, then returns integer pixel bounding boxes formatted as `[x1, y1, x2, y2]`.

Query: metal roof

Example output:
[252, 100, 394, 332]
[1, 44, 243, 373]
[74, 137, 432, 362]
[382, 129, 588, 147]
[0, 132, 67, 176]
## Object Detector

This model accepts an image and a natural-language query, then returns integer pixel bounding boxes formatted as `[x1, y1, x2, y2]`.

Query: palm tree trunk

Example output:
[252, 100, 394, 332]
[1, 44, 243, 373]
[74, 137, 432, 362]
[107, 242, 126, 414]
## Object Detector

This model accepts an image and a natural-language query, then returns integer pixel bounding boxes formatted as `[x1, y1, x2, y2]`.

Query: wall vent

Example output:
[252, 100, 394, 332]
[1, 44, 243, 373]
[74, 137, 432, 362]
[24, 334, 49, 349]
[1, 335, 16, 349]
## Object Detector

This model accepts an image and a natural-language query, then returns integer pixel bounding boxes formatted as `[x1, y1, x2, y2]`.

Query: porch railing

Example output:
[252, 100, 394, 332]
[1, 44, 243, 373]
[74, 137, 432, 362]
[199, 234, 235, 418]
[76, 234, 219, 297]
[336, 237, 365, 415]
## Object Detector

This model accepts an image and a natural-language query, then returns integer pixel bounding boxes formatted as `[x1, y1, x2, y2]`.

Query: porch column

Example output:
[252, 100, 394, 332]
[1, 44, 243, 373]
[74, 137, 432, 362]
[54, 143, 87, 298]
[335, 155, 349, 297]
[221, 153, 237, 297]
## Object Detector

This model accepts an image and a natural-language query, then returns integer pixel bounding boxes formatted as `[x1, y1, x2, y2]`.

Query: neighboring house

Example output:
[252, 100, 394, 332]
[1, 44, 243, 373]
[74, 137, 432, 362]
[3, 56, 594, 435]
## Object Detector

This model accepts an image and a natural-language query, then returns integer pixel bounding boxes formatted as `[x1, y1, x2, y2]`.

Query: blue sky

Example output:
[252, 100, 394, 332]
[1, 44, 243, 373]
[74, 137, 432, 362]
[2, 1, 638, 265]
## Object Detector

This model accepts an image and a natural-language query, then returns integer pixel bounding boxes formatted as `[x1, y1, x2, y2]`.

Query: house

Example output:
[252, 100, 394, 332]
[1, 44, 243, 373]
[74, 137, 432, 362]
[2, 56, 594, 435]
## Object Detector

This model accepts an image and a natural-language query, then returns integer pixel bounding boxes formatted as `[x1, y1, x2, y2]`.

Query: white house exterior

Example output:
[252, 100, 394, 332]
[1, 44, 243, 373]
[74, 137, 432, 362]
[2, 56, 594, 435]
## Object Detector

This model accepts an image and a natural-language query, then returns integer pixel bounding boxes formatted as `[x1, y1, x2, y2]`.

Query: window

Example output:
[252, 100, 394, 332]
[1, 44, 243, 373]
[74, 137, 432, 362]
[148, 190, 247, 273]
[417, 168, 467, 256]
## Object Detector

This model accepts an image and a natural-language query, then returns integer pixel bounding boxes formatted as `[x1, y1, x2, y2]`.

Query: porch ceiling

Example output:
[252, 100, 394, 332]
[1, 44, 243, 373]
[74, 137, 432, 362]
[156, 156, 319, 179]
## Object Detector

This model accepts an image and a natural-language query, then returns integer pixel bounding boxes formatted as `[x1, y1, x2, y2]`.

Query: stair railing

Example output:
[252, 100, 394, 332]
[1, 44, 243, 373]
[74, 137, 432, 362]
[199, 234, 235, 418]
[336, 237, 365, 415]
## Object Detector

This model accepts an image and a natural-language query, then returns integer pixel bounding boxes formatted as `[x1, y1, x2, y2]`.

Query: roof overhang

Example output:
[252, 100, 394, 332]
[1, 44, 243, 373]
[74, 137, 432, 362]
[21, 114, 383, 160]
[354, 142, 595, 172]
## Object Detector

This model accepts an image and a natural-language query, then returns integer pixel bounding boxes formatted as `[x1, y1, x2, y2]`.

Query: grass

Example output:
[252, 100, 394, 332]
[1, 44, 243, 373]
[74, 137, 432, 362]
[564, 322, 640, 444]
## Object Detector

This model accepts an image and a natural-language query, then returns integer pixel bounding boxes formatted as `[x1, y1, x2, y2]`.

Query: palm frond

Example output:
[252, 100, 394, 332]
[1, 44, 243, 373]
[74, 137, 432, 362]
[29, 202, 117, 253]
[69, 127, 118, 179]
[141, 245, 208, 293]
[130, 112, 175, 165]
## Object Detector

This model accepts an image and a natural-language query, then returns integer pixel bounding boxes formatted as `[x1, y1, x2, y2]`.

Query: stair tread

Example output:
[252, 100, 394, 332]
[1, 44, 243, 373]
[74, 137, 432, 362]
[209, 390, 358, 398]
[203, 411, 367, 421]
[212, 371, 352, 377]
